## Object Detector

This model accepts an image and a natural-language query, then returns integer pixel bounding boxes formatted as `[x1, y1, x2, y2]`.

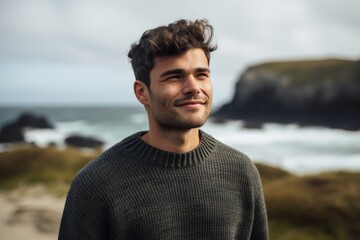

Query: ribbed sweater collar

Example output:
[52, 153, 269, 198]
[121, 130, 217, 168]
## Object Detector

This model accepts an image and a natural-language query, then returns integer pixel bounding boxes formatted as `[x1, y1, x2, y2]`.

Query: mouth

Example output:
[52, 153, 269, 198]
[175, 100, 206, 107]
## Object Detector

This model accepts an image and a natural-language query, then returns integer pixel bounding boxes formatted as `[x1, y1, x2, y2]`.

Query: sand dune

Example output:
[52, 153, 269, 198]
[0, 185, 65, 240]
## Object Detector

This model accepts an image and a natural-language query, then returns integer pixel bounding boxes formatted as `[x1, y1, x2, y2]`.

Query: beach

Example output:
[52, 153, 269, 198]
[0, 185, 64, 240]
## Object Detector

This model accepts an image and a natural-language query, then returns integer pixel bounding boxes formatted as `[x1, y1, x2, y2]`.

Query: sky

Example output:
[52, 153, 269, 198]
[1, 0, 359, 108]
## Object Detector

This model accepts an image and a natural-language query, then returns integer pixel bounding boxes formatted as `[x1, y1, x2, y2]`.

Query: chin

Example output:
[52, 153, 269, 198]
[179, 118, 208, 129]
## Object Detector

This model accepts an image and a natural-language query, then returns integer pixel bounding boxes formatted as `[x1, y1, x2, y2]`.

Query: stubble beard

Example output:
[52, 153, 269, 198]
[156, 109, 210, 130]
[150, 94, 212, 131]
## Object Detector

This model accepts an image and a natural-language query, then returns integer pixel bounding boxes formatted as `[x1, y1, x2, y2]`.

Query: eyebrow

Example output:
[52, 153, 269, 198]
[160, 68, 210, 79]
[160, 69, 185, 79]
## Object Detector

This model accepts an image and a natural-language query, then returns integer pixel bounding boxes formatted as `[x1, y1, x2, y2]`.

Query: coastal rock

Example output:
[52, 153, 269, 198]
[0, 123, 25, 143]
[213, 59, 360, 130]
[0, 113, 54, 143]
[15, 113, 54, 129]
[65, 135, 104, 149]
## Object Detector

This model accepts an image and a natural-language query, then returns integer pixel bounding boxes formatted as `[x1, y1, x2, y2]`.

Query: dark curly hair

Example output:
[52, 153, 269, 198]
[128, 19, 217, 87]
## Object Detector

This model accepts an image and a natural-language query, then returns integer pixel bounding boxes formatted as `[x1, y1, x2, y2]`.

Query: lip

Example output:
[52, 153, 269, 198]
[175, 100, 206, 107]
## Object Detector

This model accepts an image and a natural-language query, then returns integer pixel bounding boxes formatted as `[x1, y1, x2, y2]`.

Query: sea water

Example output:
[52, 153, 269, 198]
[1, 106, 359, 175]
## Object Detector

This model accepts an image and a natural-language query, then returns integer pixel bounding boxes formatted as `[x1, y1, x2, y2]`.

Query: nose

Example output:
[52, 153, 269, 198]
[182, 75, 200, 96]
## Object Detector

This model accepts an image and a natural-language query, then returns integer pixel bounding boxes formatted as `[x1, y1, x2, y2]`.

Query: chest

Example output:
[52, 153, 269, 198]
[108, 170, 253, 239]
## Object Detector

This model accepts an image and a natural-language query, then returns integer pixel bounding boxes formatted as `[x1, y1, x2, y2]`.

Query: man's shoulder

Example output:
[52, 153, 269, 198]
[209, 135, 250, 160]
[73, 132, 142, 183]
[204, 132, 258, 171]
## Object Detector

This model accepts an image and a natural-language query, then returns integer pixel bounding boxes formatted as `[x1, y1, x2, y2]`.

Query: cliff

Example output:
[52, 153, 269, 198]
[213, 58, 360, 130]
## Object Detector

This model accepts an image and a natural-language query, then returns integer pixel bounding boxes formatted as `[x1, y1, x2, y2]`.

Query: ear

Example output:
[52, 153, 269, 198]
[133, 80, 149, 105]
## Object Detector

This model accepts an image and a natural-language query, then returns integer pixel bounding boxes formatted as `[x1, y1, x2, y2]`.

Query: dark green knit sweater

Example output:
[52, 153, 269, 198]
[59, 131, 269, 239]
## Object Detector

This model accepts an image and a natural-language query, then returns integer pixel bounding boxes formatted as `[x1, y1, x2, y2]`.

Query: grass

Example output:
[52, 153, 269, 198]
[256, 163, 360, 240]
[247, 58, 360, 86]
[0, 146, 359, 239]
[0, 145, 100, 195]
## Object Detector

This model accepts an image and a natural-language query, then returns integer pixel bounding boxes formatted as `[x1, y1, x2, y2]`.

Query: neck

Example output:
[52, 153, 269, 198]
[141, 128, 200, 153]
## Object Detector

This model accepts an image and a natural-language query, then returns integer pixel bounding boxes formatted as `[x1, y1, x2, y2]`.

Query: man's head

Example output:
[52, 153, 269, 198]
[128, 19, 217, 87]
[130, 19, 217, 133]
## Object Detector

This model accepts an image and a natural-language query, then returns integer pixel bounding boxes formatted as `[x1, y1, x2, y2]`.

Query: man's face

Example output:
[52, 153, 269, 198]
[145, 48, 213, 130]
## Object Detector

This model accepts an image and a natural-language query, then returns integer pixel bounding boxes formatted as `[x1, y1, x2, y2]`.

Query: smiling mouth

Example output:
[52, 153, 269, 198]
[175, 100, 206, 107]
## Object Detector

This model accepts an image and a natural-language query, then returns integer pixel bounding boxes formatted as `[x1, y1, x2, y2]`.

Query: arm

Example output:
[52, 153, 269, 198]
[58, 171, 110, 240]
[250, 163, 269, 240]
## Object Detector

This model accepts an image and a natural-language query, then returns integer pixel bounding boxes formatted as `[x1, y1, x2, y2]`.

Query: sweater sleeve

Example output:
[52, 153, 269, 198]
[58, 169, 110, 240]
[250, 163, 269, 240]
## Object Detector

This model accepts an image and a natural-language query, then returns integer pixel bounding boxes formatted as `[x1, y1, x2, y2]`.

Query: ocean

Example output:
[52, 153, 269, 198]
[1, 106, 360, 175]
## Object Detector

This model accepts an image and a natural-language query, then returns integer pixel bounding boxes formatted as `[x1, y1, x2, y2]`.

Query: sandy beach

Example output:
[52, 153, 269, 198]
[0, 185, 65, 240]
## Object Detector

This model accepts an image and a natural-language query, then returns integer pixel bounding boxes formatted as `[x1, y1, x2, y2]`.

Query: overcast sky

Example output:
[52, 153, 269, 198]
[1, 0, 359, 107]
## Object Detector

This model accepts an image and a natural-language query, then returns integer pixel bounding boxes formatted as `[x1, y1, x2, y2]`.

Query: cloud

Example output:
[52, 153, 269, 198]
[1, 0, 359, 63]
[0, 61, 134, 105]
[0, 0, 359, 106]
[308, 0, 360, 29]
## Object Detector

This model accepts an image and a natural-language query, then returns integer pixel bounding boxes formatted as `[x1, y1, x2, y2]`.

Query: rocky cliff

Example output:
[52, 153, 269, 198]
[213, 58, 360, 130]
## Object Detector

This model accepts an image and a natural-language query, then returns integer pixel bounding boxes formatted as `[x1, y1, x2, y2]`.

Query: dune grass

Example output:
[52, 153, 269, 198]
[256, 163, 360, 240]
[0, 147, 359, 239]
[0, 145, 100, 195]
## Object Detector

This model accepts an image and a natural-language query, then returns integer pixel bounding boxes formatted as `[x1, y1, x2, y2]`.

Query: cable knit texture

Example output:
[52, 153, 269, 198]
[59, 131, 269, 240]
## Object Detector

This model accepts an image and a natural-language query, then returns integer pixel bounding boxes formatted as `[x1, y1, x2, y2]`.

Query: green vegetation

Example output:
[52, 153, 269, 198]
[248, 58, 360, 86]
[257, 163, 360, 240]
[0, 147, 359, 239]
[0, 145, 100, 194]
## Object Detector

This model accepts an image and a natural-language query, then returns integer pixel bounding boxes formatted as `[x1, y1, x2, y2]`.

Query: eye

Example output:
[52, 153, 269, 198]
[196, 72, 210, 79]
[165, 75, 181, 81]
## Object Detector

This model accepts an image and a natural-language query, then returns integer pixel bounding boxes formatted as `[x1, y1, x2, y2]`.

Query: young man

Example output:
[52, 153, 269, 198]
[59, 19, 269, 239]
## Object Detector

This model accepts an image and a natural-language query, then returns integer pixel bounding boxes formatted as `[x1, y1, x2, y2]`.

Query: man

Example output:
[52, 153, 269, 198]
[59, 19, 269, 239]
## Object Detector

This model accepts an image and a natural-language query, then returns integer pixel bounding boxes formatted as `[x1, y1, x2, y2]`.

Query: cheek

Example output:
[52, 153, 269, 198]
[149, 87, 174, 108]
[202, 80, 213, 97]
[156, 85, 180, 102]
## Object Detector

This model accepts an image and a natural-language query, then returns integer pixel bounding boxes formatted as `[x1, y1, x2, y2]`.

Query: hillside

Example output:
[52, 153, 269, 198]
[213, 58, 360, 130]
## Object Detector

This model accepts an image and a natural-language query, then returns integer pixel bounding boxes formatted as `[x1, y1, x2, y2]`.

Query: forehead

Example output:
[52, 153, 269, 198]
[151, 48, 209, 76]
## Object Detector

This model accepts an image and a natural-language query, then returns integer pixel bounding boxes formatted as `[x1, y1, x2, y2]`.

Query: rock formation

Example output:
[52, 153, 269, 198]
[213, 59, 360, 130]
[0, 113, 54, 143]
[65, 135, 104, 149]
